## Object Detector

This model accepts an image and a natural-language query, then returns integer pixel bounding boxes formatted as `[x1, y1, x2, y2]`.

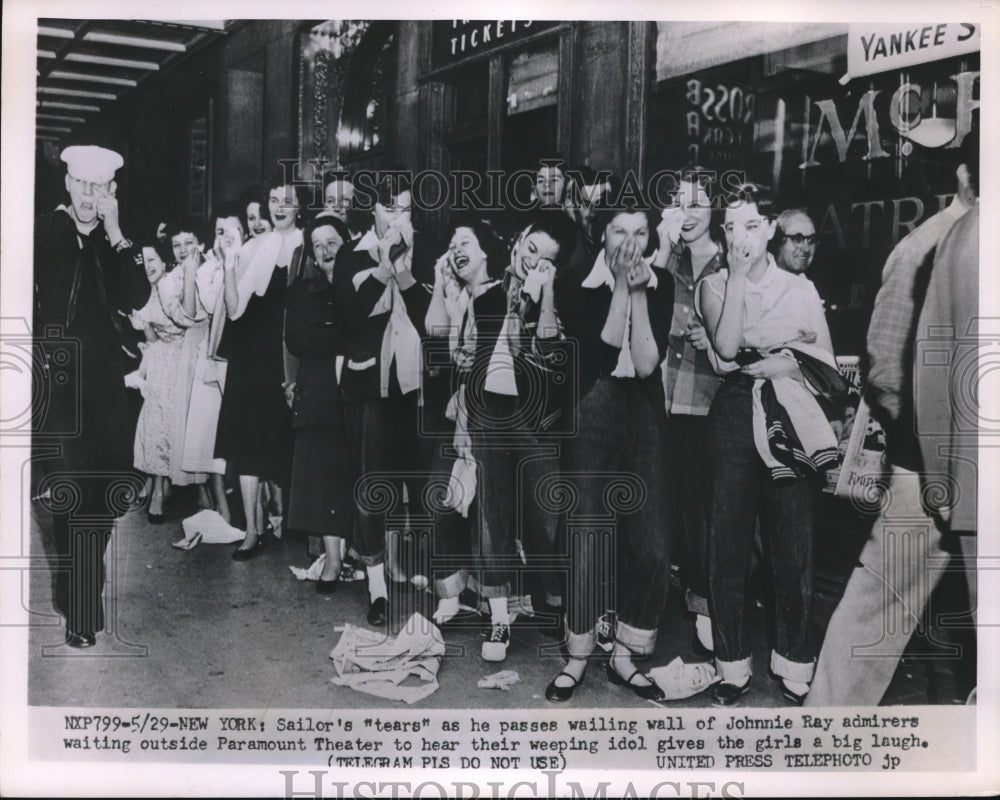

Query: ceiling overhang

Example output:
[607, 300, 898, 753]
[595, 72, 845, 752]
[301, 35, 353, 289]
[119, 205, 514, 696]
[36, 19, 231, 145]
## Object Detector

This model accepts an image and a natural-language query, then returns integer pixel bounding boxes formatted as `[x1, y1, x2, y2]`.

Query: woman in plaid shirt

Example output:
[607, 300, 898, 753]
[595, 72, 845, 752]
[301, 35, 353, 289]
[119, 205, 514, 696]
[650, 168, 725, 660]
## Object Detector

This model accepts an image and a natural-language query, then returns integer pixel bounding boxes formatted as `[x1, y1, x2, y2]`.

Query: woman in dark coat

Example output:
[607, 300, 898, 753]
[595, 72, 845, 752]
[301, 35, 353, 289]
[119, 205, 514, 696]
[285, 214, 355, 591]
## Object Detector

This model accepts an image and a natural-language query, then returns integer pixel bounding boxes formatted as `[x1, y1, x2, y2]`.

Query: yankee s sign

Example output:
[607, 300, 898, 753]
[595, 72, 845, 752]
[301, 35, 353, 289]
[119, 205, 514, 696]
[841, 22, 980, 83]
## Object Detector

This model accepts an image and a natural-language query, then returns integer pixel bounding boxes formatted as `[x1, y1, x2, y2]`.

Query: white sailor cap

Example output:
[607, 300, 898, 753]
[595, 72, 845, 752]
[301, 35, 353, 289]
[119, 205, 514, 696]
[60, 145, 124, 184]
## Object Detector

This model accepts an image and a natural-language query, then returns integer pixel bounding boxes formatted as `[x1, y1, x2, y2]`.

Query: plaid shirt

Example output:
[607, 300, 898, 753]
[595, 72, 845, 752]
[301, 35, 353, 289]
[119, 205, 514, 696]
[662, 243, 724, 416]
[866, 198, 967, 421]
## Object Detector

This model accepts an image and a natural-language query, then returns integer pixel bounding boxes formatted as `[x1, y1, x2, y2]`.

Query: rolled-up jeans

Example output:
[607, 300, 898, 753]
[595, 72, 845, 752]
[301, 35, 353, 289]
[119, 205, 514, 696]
[431, 392, 560, 599]
[706, 377, 817, 684]
[663, 413, 712, 616]
[343, 389, 427, 566]
[562, 376, 670, 660]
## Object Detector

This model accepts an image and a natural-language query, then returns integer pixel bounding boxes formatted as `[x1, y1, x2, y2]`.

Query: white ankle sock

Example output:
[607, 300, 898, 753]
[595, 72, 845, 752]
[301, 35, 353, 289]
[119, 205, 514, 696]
[695, 614, 714, 649]
[367, 565, 387, 601]
[433, 596, 459, 624]
[488, 597, 510, 625]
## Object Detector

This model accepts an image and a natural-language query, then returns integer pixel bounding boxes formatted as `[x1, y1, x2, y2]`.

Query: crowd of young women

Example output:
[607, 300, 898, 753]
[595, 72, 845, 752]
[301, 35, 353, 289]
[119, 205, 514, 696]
[127, 160, 842, 707]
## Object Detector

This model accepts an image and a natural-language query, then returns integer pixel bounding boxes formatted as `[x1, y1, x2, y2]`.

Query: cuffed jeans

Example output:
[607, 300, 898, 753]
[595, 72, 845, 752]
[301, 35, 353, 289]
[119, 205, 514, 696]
[562, 377, 670, 657]
[664, 414, 712, 616]
[432, 393, 560, 598]
[343, 390, 427, 566]
[707, 378, 817, 684]
[806, 465, 976, 706]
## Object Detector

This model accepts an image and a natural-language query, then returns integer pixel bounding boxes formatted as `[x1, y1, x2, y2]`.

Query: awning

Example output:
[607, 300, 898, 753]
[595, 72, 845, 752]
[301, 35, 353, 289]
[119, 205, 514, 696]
[655, 21, 848, 82]
[36, 19, 230, 145]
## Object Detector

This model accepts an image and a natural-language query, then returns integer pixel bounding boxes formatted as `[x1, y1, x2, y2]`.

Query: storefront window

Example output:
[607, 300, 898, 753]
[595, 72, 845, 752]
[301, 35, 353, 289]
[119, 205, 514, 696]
[502, 43, 559, 178]
[647, 21, 980, 355]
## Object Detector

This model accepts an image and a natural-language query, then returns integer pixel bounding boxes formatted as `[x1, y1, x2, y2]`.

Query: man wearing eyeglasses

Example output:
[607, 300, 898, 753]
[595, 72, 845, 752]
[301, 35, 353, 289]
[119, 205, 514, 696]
[774, 210, 818, 275]
[33, 145, 149, 648]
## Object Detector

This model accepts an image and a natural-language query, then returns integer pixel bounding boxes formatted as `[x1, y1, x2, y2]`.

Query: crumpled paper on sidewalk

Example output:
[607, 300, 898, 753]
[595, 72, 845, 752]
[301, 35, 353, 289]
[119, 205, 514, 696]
[171, 509, 244, 550]
[477, 670, 520, 691]
[290, 554, 365, 582]
[648, 657, 721, 700]
[329, 613, 445, 704]
[289, 554, 327, 581]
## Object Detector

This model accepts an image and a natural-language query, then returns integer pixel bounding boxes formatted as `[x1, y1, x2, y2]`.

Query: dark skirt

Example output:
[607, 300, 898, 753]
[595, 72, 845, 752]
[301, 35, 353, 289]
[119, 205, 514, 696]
[288, 423, 354, 538]
[214, 267, 292, 483]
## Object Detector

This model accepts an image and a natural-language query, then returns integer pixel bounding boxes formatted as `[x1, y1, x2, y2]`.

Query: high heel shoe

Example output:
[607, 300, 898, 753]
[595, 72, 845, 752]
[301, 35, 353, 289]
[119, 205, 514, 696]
[147, 497, 165, 524]
[232, 534, 265, 561]
[545, 668, 586, 703]
[606, 661, 666, 702]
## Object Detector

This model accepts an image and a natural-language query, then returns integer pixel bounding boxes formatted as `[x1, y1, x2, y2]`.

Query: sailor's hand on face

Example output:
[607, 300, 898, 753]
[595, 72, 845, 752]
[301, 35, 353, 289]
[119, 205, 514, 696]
[95, 182, 121, 237]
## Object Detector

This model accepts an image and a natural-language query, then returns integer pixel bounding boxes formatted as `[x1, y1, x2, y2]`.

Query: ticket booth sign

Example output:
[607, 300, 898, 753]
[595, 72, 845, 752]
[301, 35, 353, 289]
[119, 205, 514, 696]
[431, 20, 557, 67]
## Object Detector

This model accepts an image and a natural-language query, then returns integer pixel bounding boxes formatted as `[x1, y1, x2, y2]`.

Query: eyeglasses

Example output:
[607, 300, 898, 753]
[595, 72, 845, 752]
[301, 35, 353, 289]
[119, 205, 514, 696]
[785, 233, 818, 246]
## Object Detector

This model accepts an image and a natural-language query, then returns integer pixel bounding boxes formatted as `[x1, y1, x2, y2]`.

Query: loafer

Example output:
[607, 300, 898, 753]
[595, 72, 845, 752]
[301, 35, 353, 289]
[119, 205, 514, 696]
[316, 579, 337, 595]
[65, 631, 97, 648]
[147, 512, 166, 524]
[711, 678, 752, 706]
[367, 596, 387, 626]
[606, 662, 666, 702]
[545, 669, 586, 703]
[768, 668, 808, 706]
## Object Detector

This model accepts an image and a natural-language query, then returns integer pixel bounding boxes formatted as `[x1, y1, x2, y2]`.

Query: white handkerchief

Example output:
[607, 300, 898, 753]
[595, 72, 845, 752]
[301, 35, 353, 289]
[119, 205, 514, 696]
[173, 509, 244, 549]
[478, 670, 521, 691]
[648, 656, 721, 700]
[289, 554, 327, 581]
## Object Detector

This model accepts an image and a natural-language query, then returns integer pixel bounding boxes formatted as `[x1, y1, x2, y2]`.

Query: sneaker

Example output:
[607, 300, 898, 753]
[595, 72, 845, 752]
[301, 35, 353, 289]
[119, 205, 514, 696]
[482, 622, 510, 662]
